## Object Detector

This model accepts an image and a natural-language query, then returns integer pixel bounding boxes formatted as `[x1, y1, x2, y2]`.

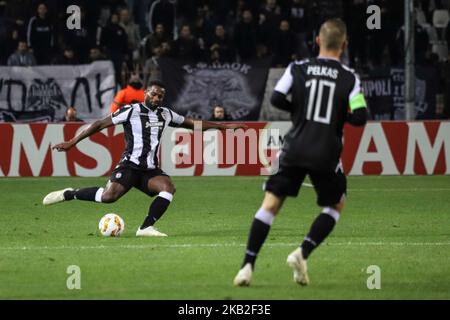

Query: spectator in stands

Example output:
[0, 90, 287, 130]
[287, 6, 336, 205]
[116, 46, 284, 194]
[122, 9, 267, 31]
[208, 24, 235, 62]
[119, 8, 141, 63]
[144, 23, 170, 58]
[27, 3, 54, 65]
[210, 105, 229, 121]
[60, 107, 83, 122]
[173, 24, 202, 62]
[130, 0, 152, 36]
[396, 23, 430, 66]
[88, 46, 107, 63]
[192, 6, 215, 51]
[176, 0, 198, 26]
[234, 10, 259, 62]
[258, 0, 282, 48]
[99, 13, 129, 79]
[209, 0, 236, 26]
[7, 40, 36, 66]
[256, 43, 270, 59]
[4, 0, 33, 39]
[143, 46, 163, 87]
[344, 0, 368, 69]
[148, 0, 176, 39]
[2, 28, 20, 65]
[161, 41, 172, 56]
[110, 73, 145, 113]
[52, 47, 80, 65]
[271, 20, 296, 67]
[209, 48, 222, 64]
[287, 0, 310, 58]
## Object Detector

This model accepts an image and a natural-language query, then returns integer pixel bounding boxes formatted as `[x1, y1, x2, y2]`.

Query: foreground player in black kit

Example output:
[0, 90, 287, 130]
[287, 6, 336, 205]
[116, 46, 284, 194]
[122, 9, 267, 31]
[43, 80, 244, 237]
[234, 19, 368, 286]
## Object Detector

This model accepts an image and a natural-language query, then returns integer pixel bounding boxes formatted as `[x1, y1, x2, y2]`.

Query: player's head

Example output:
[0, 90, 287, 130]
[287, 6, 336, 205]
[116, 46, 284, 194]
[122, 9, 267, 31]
[316, 18, 347, 56]
[145, 80, 166, 109]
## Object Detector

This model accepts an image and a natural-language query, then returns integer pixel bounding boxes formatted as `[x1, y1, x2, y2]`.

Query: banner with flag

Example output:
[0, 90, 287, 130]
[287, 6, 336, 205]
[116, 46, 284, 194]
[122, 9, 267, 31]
[0, 61, 116, 122]
[159, 58, 271, 121]
[361, 66, 438, 120]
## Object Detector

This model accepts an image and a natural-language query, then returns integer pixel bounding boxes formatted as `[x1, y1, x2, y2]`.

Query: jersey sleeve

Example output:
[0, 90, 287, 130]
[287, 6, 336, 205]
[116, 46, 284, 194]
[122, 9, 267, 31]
[348, 73, 367, 112]
[111, 105, 133, 125]
[274, 63, 293, 94]
[168, 108, 185, 127]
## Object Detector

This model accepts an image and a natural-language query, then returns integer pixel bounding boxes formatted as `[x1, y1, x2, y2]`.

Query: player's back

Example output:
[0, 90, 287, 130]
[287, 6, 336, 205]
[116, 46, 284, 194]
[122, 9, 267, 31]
[279, 57, 361, 172]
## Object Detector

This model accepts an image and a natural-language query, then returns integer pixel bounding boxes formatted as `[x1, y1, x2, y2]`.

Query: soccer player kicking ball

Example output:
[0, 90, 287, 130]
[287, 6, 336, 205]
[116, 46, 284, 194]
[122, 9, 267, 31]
[233, 18, 368, 286]
[43, 80, 245, 237]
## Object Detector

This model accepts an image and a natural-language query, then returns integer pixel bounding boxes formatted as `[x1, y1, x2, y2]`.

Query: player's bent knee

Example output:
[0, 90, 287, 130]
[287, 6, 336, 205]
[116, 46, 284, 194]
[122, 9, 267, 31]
[261, 192, 284, 215]
[262, 204, 280, 215]
[101, 191, 120, 203]
[162, 184, 176, 194]
[332, 201, 345, 213]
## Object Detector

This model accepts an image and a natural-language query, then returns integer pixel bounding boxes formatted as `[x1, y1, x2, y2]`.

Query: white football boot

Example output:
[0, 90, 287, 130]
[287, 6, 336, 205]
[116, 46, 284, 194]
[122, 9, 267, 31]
[136, 226, 168, 237]
[286, 248, 310, 286]
[233, 263, 253, 287]
[42, 188, 74, 206]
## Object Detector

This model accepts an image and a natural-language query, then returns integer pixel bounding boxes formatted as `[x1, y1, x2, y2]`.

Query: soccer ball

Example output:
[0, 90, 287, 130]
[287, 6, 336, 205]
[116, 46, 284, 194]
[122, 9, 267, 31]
[98, 213, 125, 237]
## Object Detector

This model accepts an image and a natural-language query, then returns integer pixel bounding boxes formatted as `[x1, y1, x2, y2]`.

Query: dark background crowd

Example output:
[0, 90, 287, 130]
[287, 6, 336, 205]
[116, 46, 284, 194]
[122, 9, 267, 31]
[0, 0, 449, 119]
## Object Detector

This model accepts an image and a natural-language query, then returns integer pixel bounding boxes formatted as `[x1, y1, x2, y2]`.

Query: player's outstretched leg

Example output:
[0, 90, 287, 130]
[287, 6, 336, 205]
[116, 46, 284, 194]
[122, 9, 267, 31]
[43, 187, 102, 205]
[136, 176, 175, 237]
[287, 205, 342, 285]
[234, 192, 284, 287]
[43, 182, 128, 205]
[43, 187, 75, 205]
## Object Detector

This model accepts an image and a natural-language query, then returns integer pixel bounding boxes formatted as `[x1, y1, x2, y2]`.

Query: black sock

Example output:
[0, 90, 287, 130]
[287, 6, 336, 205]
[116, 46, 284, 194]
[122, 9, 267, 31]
[301, 213, 337, 259]
[242, 219, 272, 269]
[140, 196, 171, 229]
[64, 187, 101, 202]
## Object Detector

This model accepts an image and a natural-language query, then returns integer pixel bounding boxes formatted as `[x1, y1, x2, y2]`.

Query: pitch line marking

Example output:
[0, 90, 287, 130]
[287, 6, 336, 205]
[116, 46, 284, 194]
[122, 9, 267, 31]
[1, 242, 450, 251]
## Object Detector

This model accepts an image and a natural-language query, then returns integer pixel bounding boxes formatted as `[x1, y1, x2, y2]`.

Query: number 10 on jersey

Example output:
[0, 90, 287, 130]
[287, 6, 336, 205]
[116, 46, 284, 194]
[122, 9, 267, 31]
[305, 79, 336, 124]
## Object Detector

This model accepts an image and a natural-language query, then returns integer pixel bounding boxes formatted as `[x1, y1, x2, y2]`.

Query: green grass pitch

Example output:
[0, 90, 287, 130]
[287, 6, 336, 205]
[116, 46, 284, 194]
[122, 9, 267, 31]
[0, 175, 449, 299]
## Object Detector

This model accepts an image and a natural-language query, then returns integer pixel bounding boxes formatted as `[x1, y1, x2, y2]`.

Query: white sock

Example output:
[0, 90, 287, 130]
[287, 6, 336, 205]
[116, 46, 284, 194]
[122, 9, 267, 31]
[254, 207, 275, 225]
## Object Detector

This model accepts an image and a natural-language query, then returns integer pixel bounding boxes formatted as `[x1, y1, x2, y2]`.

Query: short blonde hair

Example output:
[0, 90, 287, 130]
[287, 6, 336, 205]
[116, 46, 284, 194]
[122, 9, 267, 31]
[319, 18, 347, 51]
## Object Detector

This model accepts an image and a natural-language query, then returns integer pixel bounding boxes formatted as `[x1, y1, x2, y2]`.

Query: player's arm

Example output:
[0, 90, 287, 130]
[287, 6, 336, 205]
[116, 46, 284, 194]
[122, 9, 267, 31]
[346, 74, 368, 127]
[270, 91, 292, 111]
[347, 107, 367, 126]
[167, 108, 246, 131]
[271, 63, 293, 112]
[52, 115, 114, 152]
[180, 118, 247, 131]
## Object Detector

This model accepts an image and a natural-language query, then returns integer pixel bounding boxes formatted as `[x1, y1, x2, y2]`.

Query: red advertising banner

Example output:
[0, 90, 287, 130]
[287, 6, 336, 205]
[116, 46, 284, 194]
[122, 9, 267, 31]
[0, 121, 449, 177]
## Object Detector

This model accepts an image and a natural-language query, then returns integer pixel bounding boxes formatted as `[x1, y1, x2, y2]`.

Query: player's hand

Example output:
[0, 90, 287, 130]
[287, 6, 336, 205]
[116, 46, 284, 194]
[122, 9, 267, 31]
[52, 141, 75, 152]
[225, 123, 248, 130]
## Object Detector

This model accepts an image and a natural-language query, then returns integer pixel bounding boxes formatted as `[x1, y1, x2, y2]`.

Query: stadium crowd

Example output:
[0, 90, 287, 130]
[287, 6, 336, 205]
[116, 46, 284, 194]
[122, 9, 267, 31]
[0, 0, 449, 119]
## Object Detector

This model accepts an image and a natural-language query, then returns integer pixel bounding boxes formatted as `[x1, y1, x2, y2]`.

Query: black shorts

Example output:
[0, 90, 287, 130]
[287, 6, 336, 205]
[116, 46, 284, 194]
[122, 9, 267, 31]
[109, 164, 169, 197]
[264, 165, 347, 207]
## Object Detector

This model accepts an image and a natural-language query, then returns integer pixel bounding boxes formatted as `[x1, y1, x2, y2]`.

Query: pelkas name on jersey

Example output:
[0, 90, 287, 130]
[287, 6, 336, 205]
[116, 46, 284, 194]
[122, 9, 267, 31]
[306, 65, 339, 79]
[145, 121, 164, 128]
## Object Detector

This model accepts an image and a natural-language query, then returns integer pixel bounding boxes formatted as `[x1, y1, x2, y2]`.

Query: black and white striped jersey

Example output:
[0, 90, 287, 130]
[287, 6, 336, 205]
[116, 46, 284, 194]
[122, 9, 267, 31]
[111, 103, 185, 170]
[274, 57, 367, 172]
